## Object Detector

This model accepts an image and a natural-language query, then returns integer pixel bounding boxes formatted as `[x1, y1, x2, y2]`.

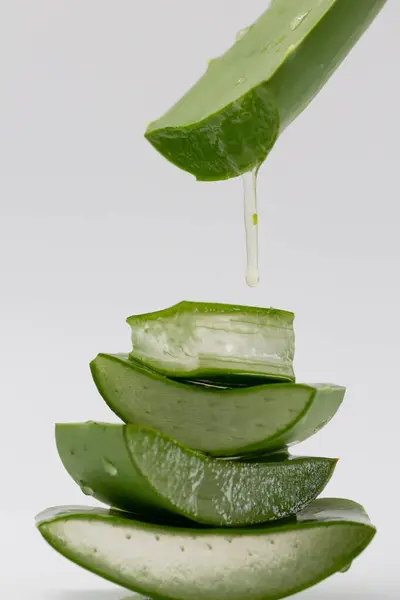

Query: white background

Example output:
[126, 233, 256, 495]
[0, 1, 399, 598]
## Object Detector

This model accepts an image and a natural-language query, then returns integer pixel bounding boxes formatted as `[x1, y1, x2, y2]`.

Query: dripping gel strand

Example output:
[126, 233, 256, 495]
[242, 168, 259, 287]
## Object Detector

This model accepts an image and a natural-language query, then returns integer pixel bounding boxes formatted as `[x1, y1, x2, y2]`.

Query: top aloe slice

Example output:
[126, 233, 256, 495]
[37, 498, 376, 600]
[145, 0, 386, 181]
[127, 301, 295, 385]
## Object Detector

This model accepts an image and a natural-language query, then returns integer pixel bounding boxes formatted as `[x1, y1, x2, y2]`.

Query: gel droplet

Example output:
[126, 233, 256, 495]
[242, 168, 259, 287]
[235, 77, 247, 85]
[236, 25, 252, 42]
[290, 11, 310, 31]
[102, 458, 118, 476]
[81, 485, 94, 497]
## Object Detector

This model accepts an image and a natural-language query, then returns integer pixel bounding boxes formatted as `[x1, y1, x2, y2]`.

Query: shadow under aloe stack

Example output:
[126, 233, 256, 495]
[36, 301, 375, 599]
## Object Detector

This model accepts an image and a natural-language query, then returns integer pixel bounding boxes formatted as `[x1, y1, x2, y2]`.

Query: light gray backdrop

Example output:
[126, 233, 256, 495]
[0, 1, 398, 598]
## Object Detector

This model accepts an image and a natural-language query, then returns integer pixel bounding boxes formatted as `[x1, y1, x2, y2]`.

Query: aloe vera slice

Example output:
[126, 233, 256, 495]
[37, 498, 375, 600]
[127, 301, 295, 385]
[56, 422, 336, 527]
[145, 0, 386, 181]
[91, 353, 344, 456]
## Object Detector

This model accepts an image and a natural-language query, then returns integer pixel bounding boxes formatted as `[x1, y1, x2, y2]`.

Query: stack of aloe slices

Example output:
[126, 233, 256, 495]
[37, 301, 376, 599]
[37, 0, 386, 595]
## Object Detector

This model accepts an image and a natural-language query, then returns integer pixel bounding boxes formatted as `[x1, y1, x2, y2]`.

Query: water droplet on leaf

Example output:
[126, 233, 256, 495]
[102, 458, 118, 476]
[284, 44, 296, 58]
[236, 25, 252, 42]
[290, 11, 310, 31]
[340, 562, 352, 574]
[81, 485, 94, 497]
[207, 57, 221, 69]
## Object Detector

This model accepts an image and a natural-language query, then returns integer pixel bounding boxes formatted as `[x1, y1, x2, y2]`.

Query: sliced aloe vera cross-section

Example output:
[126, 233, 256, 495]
[56, 422, 336, 527]
[91, 353, 345, 456]
[37, 499, 376, 600]
[146, 0, 386, 181]
[127, 301, 295, 384]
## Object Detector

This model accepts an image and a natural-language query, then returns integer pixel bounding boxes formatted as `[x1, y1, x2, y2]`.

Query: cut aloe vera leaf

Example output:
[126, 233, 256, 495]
[145, 0, 386, 181]
[56, 422, 337, 527]
[91, 353, 344, 457]
[37, 498, 376, 600]
[127, 301, 295, 385]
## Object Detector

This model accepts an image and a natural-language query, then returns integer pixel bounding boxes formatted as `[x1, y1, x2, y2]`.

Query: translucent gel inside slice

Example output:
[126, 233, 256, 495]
[129, 305, 295, 382]
[41, 515, 372, 600]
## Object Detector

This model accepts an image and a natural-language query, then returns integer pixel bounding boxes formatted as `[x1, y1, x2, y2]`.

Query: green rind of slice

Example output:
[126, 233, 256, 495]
[36, 498, 376, 600]
[56, 422, 337, 527]
[91, 353, 345, 456]
[145, 0, 386, 181]
[126, 301, 295, 385]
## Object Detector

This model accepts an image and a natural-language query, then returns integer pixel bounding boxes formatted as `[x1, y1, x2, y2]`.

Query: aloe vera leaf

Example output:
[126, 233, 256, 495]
[56, 422, 337, 527]
[37, 498, 376, 600]
[145, 0, 387, 181]
[91, 353, 345, 456]
[127, 301, 295, 384]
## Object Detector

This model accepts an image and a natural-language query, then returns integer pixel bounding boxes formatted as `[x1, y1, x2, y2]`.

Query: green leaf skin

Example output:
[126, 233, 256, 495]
[90, 354, 345, 457]
[36, 499, 376, 600]
[126, 301, 295, 385]
[145, 0, 387, 181]
[56, 423, 337, 527]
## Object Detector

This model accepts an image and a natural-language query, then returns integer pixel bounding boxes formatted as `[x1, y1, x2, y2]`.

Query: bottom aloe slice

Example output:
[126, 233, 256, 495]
[56, 423, 336, 527]
[37, 498, 375, 600]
